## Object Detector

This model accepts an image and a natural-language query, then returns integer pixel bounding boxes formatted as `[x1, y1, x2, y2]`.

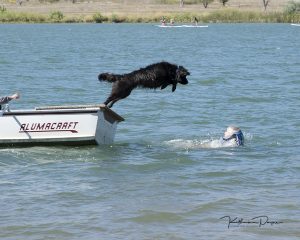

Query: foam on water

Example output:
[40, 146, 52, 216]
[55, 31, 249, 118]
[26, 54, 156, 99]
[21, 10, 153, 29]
[164, 138, 233, 149]
[164, 132, 253, 150]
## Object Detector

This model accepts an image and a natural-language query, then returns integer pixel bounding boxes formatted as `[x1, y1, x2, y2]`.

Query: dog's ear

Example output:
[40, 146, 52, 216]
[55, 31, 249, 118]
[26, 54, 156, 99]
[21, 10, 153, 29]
[161, 82, 169, 90]
[172, 83, 177, 92]
[178, 66, 190, 76]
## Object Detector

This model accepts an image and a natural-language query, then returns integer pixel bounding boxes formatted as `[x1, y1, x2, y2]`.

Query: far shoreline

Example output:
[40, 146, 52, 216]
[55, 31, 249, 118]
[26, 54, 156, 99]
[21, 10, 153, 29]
[1, 10, 300, 24]
[1, 1, 299, 24]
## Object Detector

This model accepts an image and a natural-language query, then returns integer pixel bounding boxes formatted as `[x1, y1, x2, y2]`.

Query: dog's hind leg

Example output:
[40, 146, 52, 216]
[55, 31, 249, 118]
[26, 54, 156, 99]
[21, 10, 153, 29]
[104, 96, 114, 107]
[107, 98, 122, 108]
[104, 96, 122, 108]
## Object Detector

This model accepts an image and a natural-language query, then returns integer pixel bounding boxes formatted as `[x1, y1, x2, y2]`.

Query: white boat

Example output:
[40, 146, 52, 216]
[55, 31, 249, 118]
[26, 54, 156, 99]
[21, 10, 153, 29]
[291, 23, 300, 26]
[0, 104, 124, 146]
[157, 25, 208, 28]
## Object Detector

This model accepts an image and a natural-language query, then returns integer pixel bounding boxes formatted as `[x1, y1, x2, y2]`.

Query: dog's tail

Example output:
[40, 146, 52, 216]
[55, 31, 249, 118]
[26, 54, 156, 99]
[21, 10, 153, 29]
[98, 73, 120, 83]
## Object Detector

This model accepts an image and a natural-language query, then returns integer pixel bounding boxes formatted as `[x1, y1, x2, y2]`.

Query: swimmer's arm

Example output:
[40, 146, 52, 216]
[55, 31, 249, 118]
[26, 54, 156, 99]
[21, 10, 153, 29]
[0, 96, 10, 105]
[0, 93, 20, 104]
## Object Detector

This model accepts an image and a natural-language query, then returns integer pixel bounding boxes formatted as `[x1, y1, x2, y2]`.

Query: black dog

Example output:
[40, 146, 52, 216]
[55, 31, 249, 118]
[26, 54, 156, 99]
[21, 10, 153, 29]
[98, 61, 190, 108]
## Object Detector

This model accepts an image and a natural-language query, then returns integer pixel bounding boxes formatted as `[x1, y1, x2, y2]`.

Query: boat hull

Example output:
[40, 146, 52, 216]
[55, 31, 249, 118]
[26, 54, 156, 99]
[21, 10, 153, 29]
[0, 104, 124, 146]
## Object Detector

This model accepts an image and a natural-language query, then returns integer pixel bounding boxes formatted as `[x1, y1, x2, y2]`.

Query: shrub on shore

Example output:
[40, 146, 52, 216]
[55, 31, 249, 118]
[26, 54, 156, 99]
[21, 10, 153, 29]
[285, 0, 300, 14]
[49, 11, 64, 22]
[0, 5, 6, 13]
[0, 10, 47, 22]
[93, 13, 108, 23]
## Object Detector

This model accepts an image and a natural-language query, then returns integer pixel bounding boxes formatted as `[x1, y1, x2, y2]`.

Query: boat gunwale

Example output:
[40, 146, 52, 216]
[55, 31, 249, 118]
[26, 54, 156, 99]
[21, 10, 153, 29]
[2, 104, 124, 122]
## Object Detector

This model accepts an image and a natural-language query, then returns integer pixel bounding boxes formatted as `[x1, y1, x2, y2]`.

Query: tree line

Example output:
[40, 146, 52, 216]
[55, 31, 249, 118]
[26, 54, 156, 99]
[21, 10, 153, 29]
[179, 0, 271, 11]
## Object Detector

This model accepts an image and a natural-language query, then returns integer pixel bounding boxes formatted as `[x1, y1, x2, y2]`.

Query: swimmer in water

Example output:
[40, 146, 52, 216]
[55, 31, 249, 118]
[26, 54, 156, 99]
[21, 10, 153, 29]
[222, 126, 244, 146]
[165, 126, 244, 149]
[161, 16, 166, 26]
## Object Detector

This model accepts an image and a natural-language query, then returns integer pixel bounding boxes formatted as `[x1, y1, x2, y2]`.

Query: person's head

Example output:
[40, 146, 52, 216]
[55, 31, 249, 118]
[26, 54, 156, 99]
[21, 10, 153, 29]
[223, 126, 244, 146]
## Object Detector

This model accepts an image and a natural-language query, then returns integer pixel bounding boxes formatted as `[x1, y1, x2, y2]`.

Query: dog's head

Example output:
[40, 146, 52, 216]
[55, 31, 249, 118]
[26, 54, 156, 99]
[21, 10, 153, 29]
[172, 65, 189, 92]
[176, 66, 190, 85]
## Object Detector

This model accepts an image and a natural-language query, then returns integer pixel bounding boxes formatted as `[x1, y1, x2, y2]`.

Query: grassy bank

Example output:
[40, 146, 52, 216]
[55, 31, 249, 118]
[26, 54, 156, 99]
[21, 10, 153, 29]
[0, 8, 299, 23]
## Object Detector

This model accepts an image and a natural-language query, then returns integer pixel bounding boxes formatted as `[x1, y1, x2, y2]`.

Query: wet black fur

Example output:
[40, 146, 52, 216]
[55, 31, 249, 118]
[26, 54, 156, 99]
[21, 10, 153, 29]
[98, 61, 189, 108]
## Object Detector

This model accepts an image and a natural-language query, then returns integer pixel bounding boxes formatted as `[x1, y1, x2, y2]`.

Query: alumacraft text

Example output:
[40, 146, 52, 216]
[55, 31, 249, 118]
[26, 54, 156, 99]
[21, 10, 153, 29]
[19, 121, 79, 133]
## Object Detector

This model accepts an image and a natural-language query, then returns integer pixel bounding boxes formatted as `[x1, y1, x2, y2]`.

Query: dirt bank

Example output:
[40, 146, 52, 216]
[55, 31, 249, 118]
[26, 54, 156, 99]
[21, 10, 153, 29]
[2, 0, 291, 17]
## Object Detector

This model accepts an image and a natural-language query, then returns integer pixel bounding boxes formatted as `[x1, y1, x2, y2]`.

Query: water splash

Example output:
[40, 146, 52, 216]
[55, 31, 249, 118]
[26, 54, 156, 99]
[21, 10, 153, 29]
[164, 138, 237, 150]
